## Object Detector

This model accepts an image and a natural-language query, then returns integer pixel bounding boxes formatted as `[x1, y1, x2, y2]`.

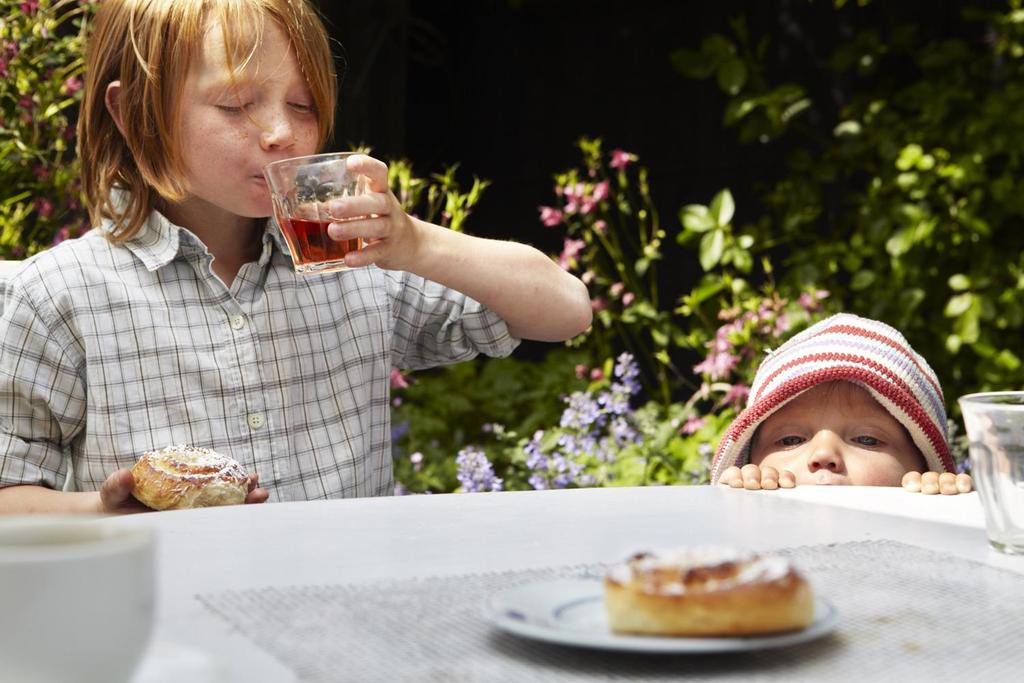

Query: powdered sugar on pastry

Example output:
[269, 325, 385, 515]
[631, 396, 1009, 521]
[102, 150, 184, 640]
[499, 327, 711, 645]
[130, 445, 249, 510]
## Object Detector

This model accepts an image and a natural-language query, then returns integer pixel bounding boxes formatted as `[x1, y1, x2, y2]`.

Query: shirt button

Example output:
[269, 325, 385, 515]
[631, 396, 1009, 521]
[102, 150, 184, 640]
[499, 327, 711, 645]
[230, 314, 247, 331]
[247, 413, 265, 430]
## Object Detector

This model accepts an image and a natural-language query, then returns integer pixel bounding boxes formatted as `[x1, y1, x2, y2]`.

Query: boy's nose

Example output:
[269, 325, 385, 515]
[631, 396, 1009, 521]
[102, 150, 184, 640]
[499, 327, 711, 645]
[259, 113, 295, 151]
[805, 432, 844, 473]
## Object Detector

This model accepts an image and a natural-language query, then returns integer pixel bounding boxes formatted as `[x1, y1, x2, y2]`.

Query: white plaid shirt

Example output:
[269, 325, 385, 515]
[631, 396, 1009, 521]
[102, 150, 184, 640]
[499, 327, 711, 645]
[0, 211, 518, 501]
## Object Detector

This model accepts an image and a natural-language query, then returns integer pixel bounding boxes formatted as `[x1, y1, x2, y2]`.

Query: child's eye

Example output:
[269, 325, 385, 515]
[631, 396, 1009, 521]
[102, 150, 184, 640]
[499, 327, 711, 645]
[216, 103, 250, 114]
[779, 435, 804, 447]
[854, 435, 881, 446]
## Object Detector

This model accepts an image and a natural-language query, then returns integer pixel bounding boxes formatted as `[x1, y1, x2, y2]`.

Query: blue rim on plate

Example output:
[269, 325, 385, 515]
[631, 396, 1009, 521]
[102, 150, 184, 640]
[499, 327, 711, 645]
[485, 577, 839, 654]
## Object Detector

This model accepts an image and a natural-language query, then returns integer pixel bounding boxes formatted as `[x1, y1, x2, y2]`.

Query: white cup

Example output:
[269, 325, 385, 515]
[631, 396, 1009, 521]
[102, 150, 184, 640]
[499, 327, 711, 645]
[0, 516, 156, 683]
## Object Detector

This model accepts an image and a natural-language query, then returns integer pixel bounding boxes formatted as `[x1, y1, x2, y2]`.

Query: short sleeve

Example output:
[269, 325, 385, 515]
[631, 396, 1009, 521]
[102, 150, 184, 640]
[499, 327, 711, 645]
[0, 279, 85, 489]
[384, 269, 520, 370]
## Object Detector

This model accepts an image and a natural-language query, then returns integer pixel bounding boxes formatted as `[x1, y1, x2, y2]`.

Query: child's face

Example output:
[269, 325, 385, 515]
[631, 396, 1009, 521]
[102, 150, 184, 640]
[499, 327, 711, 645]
[174, 20, 319, 221]
[748, 382, 927, 486]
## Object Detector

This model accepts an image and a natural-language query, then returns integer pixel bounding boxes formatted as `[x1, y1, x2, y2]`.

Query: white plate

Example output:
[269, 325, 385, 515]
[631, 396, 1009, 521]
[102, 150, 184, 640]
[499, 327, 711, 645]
[485, 578, 839, 653]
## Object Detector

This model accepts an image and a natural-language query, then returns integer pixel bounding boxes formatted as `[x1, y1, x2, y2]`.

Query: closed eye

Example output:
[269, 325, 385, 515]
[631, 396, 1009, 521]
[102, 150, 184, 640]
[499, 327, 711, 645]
[216, 103, 251, 114]
[289, 102, 315, 113]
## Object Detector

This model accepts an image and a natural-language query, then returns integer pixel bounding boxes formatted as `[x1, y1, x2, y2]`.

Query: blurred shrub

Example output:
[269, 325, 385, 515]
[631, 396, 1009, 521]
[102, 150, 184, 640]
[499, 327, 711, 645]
[1, 0, 93, 258]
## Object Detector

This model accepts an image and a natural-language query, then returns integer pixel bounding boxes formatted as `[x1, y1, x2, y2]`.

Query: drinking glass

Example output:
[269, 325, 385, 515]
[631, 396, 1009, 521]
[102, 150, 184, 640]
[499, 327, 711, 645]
[264, 152, 369, 274]
[958, 391, 1024, 554]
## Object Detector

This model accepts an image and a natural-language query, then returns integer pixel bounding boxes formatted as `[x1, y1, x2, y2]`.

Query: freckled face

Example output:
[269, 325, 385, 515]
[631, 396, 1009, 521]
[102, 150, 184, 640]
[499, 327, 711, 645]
[749, 382, 927, 486]
[174, 20, 319, 222]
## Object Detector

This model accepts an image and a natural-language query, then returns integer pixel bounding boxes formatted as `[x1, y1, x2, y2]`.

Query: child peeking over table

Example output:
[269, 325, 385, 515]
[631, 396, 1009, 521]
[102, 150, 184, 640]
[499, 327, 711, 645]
[711, 313, 974, 495]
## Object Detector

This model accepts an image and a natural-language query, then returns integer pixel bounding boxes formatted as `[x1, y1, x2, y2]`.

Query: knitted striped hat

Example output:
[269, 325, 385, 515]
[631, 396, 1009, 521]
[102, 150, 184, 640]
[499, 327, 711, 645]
[709, 313, 953, 483]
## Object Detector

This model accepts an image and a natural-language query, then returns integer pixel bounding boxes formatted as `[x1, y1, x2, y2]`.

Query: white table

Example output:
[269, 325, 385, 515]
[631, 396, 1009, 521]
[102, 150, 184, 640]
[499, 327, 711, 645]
[113, 485, 1020, 682]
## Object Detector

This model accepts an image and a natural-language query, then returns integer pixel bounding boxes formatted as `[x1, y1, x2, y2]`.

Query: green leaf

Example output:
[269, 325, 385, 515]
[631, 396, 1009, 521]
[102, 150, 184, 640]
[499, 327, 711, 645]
[670, 48, 716, 79]
[896, 144, 924, 171]
[834, 120, 862, 137]
[679, 205, 716, 233]
[717, 58, 748, 95]
[709, 189, 735, 226]
[945, 292, 974, 318]
[699, 229, 725, 271]
[886, 228, 915, 256]
[948, 274, 971, 291]
[851, 270, 876, 290]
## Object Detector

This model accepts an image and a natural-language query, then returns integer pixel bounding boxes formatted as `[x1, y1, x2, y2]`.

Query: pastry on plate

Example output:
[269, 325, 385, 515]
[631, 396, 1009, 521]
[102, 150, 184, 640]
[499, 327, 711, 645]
[604, 547, 814, 637]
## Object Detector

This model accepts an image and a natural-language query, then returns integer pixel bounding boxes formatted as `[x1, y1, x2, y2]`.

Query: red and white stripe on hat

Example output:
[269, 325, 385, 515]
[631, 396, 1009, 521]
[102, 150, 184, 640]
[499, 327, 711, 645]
[710, 313, 954, 483]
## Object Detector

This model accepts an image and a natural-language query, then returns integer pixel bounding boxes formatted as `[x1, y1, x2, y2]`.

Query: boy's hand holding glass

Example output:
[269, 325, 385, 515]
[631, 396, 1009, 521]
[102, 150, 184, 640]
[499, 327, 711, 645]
[265, 153, 422, 274]
[322, 154, 425, 272]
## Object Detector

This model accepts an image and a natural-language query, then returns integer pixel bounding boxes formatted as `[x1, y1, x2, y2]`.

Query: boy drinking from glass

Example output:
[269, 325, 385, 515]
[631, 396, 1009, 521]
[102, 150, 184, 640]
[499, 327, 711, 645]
[0, 0, 591, 513]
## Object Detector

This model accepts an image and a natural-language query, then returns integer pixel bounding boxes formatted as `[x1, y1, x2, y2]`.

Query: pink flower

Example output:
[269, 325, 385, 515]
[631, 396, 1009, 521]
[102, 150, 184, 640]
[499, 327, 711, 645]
[693, 351, 740, 381]
[798, 289, 830, 312]
[590, 297, 607, 313]
[590, 368, 604, 381]
[538, 206, 563, 227]
[609, 282, 625, 298]
[592, 220, 607, 234]
[51, 226, 72, 246]
[581, 270, 595, 284]
[558, 237, 586, 271]
[575, 364, 587, 379]
[680, 415, 707, 435]
[621, 292, 635, 307]
[721, 383, 750, 409]
[62, 76, 83, 96]
[390, 367, 409, 390]
[609, 149, 638, 170]
[580, 180, 610, 214]
[34, 198, 54, 219]
[20, 1, 39, 14]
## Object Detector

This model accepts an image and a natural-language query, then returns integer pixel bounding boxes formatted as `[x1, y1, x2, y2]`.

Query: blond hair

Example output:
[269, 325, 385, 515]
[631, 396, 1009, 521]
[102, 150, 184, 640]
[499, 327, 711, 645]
[78, 0, 337, 242]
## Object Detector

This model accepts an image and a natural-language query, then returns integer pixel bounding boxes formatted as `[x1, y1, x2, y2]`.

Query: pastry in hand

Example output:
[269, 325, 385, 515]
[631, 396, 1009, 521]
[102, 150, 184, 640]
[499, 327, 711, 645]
[604, 547, 814, 637]
[130, 444, 249, 510]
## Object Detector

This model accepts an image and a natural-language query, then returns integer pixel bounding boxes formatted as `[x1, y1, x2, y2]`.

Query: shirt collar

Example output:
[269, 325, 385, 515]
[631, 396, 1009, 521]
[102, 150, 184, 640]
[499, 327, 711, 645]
[103, 192, 287, 271]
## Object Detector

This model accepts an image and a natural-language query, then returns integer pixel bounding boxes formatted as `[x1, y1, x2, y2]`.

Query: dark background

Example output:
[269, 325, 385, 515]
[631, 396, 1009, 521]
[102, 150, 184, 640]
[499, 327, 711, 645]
[315, 0, 989, 266]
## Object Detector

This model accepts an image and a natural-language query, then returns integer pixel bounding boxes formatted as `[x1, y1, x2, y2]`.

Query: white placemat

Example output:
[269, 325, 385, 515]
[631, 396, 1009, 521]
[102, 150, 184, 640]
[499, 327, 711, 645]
[197, 540, 1024, 682]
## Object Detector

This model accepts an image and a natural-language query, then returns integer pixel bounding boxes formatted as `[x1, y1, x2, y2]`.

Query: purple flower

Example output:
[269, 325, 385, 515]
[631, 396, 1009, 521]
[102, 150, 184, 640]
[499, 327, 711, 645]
[455, 446, 503, 493]
[560, 392, 604, 430]
[613, 352, 641, 396]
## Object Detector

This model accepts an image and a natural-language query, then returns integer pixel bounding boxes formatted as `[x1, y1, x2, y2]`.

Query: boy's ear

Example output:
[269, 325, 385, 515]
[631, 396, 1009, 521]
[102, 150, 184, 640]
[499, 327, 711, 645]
[104, 80, 127, 137]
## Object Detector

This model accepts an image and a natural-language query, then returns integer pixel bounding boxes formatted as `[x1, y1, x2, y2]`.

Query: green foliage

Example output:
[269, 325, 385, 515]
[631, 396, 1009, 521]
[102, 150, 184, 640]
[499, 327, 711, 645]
[670, 0, 1024, 408]
[391, 349, 590, 493]
[394, 140, 833, 494]
[387, 159, 490, 233]
[1, 0, 94, 258]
